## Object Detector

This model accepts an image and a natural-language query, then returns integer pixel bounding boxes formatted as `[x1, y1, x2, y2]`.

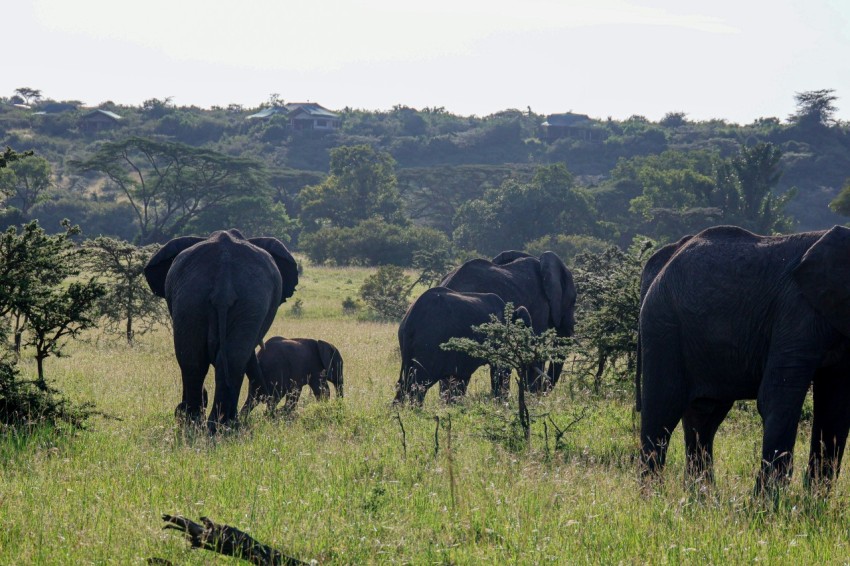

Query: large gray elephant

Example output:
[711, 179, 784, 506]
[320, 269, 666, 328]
[441, 250, 575, 394]
[144, 229, 298, 430]
[639, 225, 850, 492]
[395, 286, 532, 404]
[240, 337, 344, 416]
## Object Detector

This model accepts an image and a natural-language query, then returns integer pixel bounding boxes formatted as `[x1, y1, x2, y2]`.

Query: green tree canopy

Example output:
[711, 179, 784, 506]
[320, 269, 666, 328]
[84, 237, 169, 344]
[453, 163, 599, 255]
[70, 137, 270, 244]
[618, 145, 793, 240]
[0, 154, 53, 215]
[298, 145, 404, 231]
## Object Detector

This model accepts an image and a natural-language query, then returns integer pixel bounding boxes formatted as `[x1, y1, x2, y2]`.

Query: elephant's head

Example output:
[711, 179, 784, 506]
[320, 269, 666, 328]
[317, 340, 344, 398]
[539, 251, 577, 337]
[793, 225, 850, 338]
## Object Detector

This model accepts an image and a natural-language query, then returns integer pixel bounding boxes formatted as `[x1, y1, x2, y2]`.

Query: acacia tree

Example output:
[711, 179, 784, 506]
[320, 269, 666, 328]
[789, 89, 838, 128]
[0, 154, 53, 215]
[13, 87, 42, 105]
[0, 221, 104, 389]
[84, 237, 169, 344]
[70, 137, 269, 244]
[0, 147, 33, 168]
[442, 305, 573, 443]
[572, 240, 652, 393]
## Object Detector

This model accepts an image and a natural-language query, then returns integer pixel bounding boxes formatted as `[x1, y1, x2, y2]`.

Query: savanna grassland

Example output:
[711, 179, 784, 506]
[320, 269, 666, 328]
[2, 263, 850, 564]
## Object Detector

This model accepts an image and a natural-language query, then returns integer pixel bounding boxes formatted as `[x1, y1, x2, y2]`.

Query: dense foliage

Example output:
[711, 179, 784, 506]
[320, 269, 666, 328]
[2, 89, 849, 265]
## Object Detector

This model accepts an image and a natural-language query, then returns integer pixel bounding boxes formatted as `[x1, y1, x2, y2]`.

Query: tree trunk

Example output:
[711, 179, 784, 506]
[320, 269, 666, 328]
[35, 355, 47, 391]
[594, 353, 606, 395]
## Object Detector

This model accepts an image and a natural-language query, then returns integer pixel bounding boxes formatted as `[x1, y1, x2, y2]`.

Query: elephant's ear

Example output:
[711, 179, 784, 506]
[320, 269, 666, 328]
[539, 251, 576, 330]
[317, 340, 339, 370]
[793, 226, 850, 338]
[143, 236, 205, 297]
[249, 237, 299, 304]
[492, 250, 532, 265]
[512, 306, 533, 328]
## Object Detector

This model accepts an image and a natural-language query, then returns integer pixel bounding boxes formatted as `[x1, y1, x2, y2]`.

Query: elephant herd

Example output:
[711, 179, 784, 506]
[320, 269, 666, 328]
[146, 225, 850, 493]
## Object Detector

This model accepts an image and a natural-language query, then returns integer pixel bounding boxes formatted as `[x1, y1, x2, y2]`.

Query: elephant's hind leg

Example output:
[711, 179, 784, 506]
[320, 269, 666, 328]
[239, 376, 263, 420]
[639, 336, 687, 478]
[807, 369, 850, 490]
[682, 399, 733, 484]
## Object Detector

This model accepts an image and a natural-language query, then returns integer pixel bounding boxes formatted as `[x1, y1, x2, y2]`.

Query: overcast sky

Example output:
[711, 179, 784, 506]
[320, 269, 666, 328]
[5, 0, 850, 123]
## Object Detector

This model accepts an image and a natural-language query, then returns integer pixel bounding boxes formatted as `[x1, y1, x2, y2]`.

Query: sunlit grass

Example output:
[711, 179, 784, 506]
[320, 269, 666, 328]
[1, 263, 849, 563]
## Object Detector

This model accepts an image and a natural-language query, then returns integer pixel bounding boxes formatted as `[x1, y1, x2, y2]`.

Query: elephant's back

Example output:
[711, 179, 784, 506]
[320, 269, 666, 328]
[167, 237, 281, 307]
[442, 258, 540, 307]
[404, 287, 503, 336]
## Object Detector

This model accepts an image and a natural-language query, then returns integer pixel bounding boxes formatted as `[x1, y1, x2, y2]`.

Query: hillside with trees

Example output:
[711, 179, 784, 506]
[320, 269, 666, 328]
[2, 88, 850, 264]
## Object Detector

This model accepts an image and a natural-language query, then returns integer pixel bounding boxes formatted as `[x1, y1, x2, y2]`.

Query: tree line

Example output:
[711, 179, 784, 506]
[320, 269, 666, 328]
[1, 89, 850, 254]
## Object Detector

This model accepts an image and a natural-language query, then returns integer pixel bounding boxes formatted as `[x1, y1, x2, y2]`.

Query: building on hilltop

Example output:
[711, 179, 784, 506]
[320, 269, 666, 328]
[246, 102, 340, 131]
[80, 109, 122, 132]
[540, 112, 604, 142]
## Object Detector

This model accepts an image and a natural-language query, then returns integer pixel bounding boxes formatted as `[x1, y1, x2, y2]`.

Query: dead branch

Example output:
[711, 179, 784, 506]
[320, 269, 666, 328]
[161, 514, 312, 565]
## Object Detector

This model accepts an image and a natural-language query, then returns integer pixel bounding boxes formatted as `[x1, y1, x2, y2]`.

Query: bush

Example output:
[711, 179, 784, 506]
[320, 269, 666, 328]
[359, 265, 412, 320]
[299, 217, 451, 266]
[0, 354, 94, 430]
[341, 296, 360, 314]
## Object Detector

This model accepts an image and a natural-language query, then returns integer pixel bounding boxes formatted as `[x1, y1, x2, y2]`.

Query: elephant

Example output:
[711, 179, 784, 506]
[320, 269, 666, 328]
[440, 250, 576, 395]
[240, 337, 344, 416]
[144, 229, 298, 431]
[394, 286, 532, 404]
[639, 225, 850, 492]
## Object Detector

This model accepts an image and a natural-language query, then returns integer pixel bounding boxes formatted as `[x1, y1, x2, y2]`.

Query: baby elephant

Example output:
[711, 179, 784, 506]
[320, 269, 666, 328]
[241, 337, 344, 416]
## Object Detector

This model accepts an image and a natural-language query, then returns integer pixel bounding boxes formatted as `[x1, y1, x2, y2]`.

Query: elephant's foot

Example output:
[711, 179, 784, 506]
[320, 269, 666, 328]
[753, 460, 794, 501]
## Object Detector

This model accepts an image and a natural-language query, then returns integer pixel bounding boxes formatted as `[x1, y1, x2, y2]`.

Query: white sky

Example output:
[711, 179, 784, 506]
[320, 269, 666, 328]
[4, 0, 850, 123]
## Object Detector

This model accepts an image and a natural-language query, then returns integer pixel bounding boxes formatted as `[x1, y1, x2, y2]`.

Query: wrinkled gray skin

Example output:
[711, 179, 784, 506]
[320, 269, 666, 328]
[635, 234, 693, 412]
[639, 225, 850, 492]
[144, 229, 298, 431]
[441, 250, 576, 395]
[240, 337, 344, 416]
[395, 286, 533, 404]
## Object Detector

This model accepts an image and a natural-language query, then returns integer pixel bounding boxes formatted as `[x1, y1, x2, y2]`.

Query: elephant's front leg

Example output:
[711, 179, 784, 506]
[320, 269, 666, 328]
[806, 369, 850, 490]
[281, 386, 302, 414]
[309, 373, 331, 401]
[440, 375, 469, 403]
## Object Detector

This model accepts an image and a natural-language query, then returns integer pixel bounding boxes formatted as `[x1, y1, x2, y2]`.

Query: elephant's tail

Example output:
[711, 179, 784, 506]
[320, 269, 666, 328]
[634, 333, 642, 413]
[214, 302, 230, 389]
[210, 264, 237, 401]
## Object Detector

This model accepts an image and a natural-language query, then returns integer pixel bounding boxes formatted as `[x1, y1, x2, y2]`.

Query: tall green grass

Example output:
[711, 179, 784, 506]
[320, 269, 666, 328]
[1, 263, 849, 563]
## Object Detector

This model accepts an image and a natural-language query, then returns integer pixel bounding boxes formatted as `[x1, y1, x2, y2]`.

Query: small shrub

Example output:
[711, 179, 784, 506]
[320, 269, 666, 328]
[359, 265, 411, 320]
[341, 296, 360, 314]
[289, 298, 304, 318]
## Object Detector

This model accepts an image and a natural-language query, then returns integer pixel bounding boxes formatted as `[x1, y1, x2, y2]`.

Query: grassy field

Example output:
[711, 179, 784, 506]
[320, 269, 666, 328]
[2, 263, 850, 564]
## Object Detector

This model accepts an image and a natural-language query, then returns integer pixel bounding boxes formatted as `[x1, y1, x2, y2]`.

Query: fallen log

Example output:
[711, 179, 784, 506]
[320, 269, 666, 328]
[161, 514, 312, 565]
